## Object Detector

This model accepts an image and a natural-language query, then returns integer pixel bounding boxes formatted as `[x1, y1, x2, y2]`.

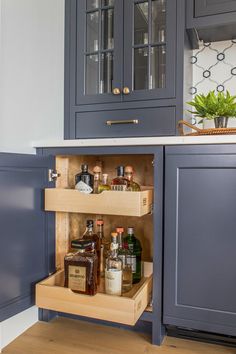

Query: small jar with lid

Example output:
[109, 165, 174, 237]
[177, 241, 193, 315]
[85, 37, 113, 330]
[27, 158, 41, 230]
[64, 240, 98, 296]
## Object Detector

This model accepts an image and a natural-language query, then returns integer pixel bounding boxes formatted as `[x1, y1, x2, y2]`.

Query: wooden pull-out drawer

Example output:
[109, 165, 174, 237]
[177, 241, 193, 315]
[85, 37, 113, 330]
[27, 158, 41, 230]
[36, 263, 152, 326]
[44, 188, 153, 217]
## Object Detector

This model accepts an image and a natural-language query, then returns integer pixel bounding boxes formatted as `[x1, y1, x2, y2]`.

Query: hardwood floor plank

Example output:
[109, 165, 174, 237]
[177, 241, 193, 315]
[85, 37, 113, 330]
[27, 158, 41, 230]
[3, 318, 236, 354]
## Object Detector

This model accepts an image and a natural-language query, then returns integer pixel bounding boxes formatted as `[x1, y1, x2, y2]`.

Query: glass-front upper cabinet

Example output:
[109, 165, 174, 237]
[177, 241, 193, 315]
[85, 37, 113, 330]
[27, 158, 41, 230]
[123, 0, 176, 101]
[76, 0, 123, 104]
[76, 0, 176, 105]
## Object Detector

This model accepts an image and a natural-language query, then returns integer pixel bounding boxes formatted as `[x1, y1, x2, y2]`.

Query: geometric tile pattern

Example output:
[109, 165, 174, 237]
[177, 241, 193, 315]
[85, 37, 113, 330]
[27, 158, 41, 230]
[191, 39, 236, 95]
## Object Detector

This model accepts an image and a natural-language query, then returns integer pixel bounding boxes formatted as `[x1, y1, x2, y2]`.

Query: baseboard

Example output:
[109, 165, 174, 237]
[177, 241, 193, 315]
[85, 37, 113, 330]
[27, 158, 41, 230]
[0, 306, 38, 350]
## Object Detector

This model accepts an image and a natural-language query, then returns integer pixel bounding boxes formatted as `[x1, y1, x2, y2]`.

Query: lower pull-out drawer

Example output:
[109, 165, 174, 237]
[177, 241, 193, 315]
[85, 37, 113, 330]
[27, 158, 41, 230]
[36, 262, 152, 326]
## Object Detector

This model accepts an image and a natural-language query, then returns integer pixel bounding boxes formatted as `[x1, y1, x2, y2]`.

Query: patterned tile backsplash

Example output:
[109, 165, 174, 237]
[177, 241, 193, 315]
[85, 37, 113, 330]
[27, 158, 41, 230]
[192, 40, 236, 128]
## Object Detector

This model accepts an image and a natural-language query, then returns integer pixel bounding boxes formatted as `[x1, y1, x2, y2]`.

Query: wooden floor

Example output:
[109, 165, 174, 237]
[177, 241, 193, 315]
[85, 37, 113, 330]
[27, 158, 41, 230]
[3, 317, 236, 354]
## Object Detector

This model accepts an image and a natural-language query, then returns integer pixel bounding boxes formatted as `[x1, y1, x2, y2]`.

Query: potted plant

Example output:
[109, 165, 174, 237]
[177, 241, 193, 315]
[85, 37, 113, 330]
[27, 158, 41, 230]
[187, 90, 236, 128]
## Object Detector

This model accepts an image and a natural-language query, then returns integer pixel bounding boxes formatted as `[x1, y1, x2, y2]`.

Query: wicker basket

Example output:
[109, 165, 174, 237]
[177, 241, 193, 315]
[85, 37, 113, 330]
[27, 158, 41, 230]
[178, 120, 236, 136]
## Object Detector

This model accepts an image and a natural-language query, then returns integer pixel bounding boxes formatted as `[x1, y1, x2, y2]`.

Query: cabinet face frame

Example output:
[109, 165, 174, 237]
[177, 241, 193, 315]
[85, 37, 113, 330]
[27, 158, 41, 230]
[194, 0, 236, 17]
[37, 145, 165, 345]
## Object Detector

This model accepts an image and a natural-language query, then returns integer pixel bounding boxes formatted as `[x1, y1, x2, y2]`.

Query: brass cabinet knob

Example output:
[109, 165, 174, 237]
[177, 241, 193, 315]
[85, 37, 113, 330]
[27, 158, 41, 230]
[112, 88, 121, 95]
[123, 87, 130, 95]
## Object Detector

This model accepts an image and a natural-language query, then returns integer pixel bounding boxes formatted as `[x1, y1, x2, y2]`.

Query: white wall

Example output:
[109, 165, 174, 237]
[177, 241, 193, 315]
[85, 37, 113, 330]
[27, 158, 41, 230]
[0, 0, 64, 154]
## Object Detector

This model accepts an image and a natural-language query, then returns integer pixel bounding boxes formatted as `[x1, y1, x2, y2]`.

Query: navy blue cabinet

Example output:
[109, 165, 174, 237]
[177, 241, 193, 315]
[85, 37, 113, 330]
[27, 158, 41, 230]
[65, 0, 190, 139]
[164, 145, 236, 336]
[0, 153, 55, 322]
[186, 0, 236, 47]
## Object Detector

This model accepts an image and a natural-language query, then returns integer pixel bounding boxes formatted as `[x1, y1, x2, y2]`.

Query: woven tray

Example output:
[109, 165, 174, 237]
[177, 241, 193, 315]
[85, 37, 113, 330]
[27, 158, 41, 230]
[178, 120, 236, 136]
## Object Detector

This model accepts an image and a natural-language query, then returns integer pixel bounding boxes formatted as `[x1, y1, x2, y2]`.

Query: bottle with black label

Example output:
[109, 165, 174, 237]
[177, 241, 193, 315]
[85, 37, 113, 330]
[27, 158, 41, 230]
[124, 227, 142, 284]
[75, 164, 94, 194]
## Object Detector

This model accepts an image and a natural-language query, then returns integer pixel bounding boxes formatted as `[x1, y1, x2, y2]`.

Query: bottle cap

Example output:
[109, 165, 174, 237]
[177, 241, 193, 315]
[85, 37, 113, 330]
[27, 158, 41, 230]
[96, 219, 104, 226]
[116, 166, 125, 176]
[127, 227, 134, 234]
[116, 227, 124, 233]
[81, 164, 88, 171]
[86, 220, 94, 227]
[93, 165, 102, 173]
[111, 232, 118, 243]
[124, 166, 134, 173]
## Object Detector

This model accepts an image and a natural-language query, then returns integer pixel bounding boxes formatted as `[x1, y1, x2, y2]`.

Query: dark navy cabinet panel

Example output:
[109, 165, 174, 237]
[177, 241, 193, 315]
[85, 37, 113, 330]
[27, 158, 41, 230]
[195, 0, 236, 17]
[0, 153, 55, 322]
[164, 145, 236, 336]
[75, 106, 176, 138]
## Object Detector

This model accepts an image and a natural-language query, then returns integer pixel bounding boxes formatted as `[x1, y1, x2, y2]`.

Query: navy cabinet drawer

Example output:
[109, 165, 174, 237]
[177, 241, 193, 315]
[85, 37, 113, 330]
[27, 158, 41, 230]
[195, 0, 236, 17]
[75, 107, 176, 139]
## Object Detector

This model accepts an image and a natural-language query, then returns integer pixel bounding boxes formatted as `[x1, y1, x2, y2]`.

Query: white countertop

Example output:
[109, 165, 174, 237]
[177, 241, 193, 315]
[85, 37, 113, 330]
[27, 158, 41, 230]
[33, 135, 236, 148]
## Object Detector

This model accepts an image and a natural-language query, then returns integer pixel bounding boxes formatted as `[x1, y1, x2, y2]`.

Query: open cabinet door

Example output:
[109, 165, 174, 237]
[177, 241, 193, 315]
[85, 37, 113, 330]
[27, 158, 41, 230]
[0, 153, 55, 322]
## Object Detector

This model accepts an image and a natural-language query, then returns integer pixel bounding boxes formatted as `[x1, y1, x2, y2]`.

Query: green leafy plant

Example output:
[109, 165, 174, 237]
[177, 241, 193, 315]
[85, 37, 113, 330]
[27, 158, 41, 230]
[187, 90, 236, 123]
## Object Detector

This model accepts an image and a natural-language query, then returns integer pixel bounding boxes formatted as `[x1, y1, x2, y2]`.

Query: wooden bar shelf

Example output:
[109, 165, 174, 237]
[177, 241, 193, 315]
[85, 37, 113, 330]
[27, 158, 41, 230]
[44, 188, 153, 217]
[36, 263, 153, 326]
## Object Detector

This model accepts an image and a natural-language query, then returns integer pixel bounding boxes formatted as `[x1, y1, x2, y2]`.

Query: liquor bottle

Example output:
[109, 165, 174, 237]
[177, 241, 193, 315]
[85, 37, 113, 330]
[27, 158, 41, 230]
[124, 166, 141, 191]
[124, 227, 142, 284]
[75, 164, 94, 194]
[93, 165, 102, 194]
[98, 174, 111, 193]
[105, 233, 123, 296]
[64, 240, 98, 296]
[111, 166, 128, 191]
[82, 220, 101, 283]
[96, 219, 108, 277]
[116, 227, 133, 293]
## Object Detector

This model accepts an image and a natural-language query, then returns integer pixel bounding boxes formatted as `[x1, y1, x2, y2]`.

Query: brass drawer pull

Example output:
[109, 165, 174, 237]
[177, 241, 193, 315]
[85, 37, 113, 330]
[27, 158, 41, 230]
[112, 88, 121, 95]
[106, 119, 139, 126]
[123, 87, 130, 95]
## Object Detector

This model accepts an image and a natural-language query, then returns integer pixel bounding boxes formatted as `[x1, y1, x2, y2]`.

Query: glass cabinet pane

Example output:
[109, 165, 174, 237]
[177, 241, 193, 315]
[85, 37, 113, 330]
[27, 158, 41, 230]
[100, 52, 113, 93]
[101, 9, 114, 50]
[86, 54, 99, 94]
[134, 2, 149, 45]
[102, 0, 114, 6]
[134, 47, 149, 90]
[151, 0, 166, 43]
[87, 11, 99, 52]
[87, 0, 100, 10]
[150, 46, 166, 89]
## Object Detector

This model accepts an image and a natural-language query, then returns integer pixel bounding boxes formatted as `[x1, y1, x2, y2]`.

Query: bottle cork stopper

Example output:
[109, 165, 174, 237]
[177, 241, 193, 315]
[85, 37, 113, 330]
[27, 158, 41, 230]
[93, 165, 102, 173]
[124, 165, 134, 173]
[96, 219, 104, 226]
[116, 227, 124, 233]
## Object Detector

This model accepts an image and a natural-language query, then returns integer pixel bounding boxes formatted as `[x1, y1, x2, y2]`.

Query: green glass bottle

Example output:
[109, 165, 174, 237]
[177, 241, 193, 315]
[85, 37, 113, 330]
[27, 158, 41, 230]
[124, 227, 142, 284]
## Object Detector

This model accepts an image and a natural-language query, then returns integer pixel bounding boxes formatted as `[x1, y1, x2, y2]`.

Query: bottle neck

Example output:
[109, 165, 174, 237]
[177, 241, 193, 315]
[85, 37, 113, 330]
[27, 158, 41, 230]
[125, 172, 133, 181]
[97, 225, 104, 239]
[102, 175, 108, 184]
[84, 226, 94, 236]
[117, 232, 123, 248]
[94, 172, 101, 181]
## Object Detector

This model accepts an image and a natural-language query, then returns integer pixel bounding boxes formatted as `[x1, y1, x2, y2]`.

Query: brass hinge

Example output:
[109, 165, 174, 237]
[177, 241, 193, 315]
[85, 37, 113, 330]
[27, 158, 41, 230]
[48, 169, 60, 182]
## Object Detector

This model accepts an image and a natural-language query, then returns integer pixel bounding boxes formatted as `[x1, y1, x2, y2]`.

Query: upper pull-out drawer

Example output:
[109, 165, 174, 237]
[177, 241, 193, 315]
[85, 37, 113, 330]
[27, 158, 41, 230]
[75, 107, 176, 139]
[36, 262, 153, 326]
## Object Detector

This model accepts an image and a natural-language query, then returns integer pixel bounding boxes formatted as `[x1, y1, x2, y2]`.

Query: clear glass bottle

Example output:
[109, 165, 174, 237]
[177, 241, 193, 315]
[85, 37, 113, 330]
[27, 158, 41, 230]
[98, 174, 111, 193]
[124, 227, 142, 284]
[75, 164, 94, 194]
[116, 227, 133, 293]
[111, 166, 129, 191]
[93, 165, 102, 194]
[82, 220, 101, 284]
[64, 240, 98, 296]
[96, 219, 108, 278]
[124, 166, 141, 192]
[105, 232, 123, 296]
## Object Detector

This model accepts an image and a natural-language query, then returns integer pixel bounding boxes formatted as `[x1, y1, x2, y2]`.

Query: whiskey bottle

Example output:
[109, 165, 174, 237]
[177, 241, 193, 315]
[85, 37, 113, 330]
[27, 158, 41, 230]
[116, 227, 133, 293]
[124, 166, 141, 191]
[105, 233, 123, 296]
[82, 220, 101, 283]
[75, 164, 94, 194]
[124, 227, 142, 284]
[98, 174, 111, 193]
[64, 240, 98, 296]
[111, 166, 128, 191]
[93, 165, 102, 194]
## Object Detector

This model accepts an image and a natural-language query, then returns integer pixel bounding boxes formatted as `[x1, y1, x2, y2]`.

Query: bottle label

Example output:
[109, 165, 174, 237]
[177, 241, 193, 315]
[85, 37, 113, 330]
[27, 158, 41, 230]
[105, 269, 122, 295]
[75, 180, 93, 194]
[126, 255, 136, 273]
[111, 185, 127, 192]
[68, 265, 86, 292]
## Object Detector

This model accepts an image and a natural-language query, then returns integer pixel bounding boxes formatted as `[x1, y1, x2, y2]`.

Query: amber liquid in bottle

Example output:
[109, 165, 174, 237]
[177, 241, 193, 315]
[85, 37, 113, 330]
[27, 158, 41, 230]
[111, 166, 128, 191]
[64, 240, 98, 296]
